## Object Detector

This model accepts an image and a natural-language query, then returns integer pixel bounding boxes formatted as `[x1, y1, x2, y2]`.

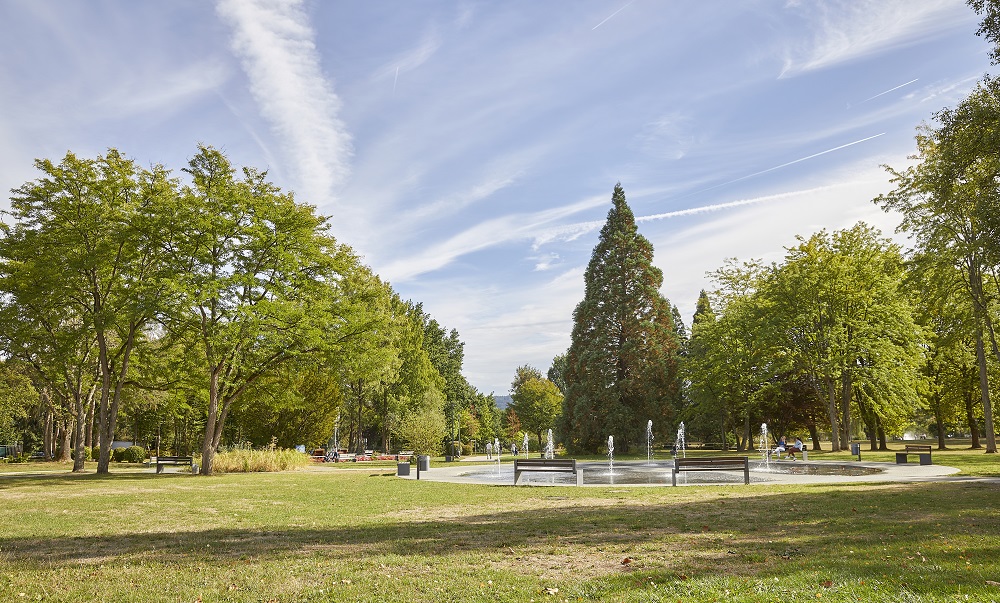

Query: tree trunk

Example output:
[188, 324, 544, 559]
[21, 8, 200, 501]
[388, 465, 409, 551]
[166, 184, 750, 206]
[808, 424, 821, 451]
[877, 424, 888, 450]
[58, 418, 72, 462]
[825, 377, 841, 452]
[85, 388, 96, 448]
[840, 369, 853, 451]
[43, 405, 53, 460]
[966, 388, 982, 449]
[935, 416, 946, 450]
[73, 395, 88, 472]
[975, 327, 997, 453]
[200, 365, 223, 476]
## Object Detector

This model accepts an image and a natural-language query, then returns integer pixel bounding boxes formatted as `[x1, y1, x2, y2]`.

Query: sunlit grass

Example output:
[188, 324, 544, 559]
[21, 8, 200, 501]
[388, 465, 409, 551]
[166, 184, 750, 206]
[1, 456, 998, 602]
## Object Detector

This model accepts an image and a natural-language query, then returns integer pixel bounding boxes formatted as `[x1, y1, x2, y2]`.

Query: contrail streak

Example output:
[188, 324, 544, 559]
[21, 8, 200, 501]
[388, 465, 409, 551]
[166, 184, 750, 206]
[593, 0, 635, 30]
[862, 78, 918, 103]
[393, 66, 399, 94]
[636, 184, 847, 223]
[696, 133, 885, 195]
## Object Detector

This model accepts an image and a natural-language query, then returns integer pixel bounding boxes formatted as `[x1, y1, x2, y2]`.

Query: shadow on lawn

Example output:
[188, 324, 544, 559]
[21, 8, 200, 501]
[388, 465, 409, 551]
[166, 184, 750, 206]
[2, 481, 997, 569]
[0, 471, 187, 489]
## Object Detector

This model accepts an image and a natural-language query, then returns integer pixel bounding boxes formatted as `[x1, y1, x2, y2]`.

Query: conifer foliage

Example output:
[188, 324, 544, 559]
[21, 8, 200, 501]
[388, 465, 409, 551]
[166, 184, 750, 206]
[559, 184, 681, 453]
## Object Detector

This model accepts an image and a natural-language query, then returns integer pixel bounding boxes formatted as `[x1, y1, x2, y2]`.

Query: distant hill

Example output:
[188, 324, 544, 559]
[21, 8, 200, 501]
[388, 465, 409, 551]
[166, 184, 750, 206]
[493, 395, 512, 409]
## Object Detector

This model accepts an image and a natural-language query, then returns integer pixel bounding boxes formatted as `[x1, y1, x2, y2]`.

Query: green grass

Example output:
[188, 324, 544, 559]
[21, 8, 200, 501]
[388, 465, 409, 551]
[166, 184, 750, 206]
[1, 450, 999, 602]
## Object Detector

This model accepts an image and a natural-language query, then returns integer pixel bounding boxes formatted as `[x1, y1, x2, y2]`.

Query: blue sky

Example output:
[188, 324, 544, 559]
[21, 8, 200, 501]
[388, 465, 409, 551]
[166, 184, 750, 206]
[0, 0, 993, 396]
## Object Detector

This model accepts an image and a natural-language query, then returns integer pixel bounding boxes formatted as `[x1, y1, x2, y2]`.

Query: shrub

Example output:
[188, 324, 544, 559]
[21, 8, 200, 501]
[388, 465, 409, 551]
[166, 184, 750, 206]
[211, 448, 310, 473]
[122, 445, 147, 463]
[395, 408, 446, 456]
[91, 447, 100, 461]
[70, 446, 91, 461]
[111, 447, 126, 462]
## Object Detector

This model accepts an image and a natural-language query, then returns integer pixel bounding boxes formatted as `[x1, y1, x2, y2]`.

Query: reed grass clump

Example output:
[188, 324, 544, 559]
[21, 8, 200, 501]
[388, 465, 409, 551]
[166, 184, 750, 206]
[211, 448, 310, 473]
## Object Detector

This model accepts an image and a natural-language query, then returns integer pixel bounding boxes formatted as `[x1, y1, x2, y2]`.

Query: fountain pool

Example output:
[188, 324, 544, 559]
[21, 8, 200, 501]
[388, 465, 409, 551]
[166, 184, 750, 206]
[446, 459, 885, 486]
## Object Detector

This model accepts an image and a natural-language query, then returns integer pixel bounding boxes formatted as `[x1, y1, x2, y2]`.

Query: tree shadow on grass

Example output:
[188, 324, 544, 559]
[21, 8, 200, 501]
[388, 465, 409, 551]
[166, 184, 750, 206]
[2, 481, 997, 574]
[0, 470, 191, 490]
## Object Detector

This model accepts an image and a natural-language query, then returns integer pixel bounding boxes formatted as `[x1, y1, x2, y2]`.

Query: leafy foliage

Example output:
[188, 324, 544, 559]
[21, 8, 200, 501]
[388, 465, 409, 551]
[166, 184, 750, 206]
[560, 184, 681, 453]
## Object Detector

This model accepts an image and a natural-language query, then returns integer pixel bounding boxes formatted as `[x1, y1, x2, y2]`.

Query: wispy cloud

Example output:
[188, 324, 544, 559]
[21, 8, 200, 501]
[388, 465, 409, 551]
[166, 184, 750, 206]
[95, 60, 230, 118]
[402, 172, 521, 223]
[216, 0, 351, 203]
[915, 75, 983, 104]
[779, 0, 965, 77]
[531, 253, 561, 272]
[374, 30, 442, 83]
[380, 194, 607, 283]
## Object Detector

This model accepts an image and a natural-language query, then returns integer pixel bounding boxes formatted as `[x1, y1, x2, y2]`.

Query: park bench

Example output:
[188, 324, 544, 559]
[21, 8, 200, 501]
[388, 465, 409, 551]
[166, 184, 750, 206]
[155, 455, 193, 473]
[513, 458, 582, 486]
[895, 444, 932, 465]
[672, 456, 749, 486]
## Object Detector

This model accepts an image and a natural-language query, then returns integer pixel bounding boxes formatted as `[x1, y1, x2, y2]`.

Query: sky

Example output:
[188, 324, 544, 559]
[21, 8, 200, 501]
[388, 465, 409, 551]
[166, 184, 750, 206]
[0, 0, 994, 396]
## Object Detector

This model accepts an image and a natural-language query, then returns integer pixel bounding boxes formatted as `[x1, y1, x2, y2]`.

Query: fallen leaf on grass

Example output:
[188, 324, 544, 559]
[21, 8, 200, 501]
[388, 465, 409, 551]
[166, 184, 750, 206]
[341, 579, 352, 585]
[621, 557, 632, 565]
[986, 581, 1000, 586]
[544, 587, 559, 595]
[821, 580, 833, 588]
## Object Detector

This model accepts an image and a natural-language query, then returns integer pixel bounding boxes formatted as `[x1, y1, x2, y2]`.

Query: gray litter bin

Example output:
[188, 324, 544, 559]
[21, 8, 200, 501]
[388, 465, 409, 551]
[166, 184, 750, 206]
[850, 443, 860, 460]
[397, 462, 410, 476]
[417, 455, 430, 471]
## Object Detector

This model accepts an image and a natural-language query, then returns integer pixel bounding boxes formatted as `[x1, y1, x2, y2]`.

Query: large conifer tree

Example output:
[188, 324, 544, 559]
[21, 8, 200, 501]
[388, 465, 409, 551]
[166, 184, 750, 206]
[559, 184, 681, 453]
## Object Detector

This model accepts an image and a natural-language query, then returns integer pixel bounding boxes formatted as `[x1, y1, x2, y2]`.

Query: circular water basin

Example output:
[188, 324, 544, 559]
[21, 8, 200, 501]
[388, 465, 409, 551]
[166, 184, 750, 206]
[455, 459, 882, 486]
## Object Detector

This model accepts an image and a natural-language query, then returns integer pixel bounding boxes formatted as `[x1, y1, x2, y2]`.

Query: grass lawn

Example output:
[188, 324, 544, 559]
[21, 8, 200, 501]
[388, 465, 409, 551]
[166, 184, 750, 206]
[1, 450, 998, 602]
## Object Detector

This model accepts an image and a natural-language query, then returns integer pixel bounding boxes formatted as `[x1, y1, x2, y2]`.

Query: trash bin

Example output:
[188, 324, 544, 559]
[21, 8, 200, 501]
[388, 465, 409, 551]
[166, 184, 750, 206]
[850, 443, 860, 460]
[417, 455, 430, 472]
[397, 462, 410, 476]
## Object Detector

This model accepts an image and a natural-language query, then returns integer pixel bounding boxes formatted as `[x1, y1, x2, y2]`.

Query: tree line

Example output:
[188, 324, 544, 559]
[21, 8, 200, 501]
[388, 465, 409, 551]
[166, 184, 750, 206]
[0, 146, 505, 474]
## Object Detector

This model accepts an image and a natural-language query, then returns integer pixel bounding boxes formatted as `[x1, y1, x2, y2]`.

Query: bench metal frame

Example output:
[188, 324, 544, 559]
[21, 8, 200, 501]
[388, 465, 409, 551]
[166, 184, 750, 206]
[672, 456, 750, 486]
[513, 458, 582, 486]
[155, 455, 193, 473]
[895, 444, 932, 466]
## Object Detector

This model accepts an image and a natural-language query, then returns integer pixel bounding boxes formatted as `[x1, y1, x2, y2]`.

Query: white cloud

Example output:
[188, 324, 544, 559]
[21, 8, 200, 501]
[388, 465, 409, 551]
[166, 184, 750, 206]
[373, 30, 443, 83]
[532, 253, 561, 271]
[216, 0, 352, 204]
[380, 193, 607, 283]
[779, 0, 968, 77]
[94, 60, 231, 118]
